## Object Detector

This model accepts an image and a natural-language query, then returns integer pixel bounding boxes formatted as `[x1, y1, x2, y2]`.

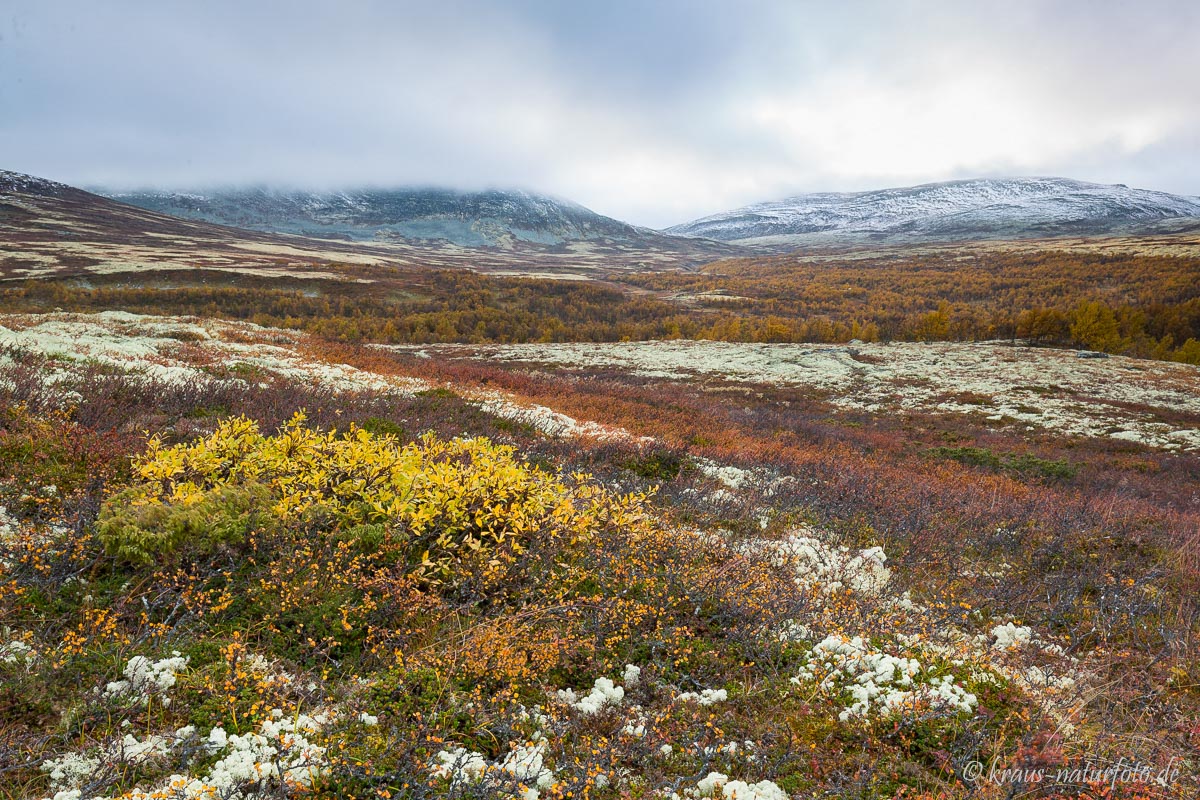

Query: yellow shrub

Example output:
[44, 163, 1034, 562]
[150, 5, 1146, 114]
[99, 413, 603, 583]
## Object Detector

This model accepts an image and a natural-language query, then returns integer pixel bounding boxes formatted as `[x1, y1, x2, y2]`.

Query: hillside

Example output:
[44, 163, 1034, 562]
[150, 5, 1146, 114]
[0, 171, 737, 281]
[0, 170, 420, 281]
[667, 177, 1200, 245]
[100, 186, 648, 248]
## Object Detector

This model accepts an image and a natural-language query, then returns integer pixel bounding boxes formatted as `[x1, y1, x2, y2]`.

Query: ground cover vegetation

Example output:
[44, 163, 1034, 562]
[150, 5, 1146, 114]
[0, 314, 1196, 799]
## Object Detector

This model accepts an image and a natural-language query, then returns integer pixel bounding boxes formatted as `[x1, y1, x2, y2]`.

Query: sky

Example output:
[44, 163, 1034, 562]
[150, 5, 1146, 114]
[2, 0, 1198, 228]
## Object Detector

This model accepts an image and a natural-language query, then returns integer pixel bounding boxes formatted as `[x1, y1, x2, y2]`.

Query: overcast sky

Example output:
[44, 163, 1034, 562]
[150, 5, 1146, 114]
[2, 0, 1198, 227]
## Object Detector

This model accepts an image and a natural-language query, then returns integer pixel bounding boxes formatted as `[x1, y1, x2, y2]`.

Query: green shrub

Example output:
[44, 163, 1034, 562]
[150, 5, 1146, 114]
[97, 483, 272, 565]
[926, 446, 1078, 481]
[621, 448, 685, 482]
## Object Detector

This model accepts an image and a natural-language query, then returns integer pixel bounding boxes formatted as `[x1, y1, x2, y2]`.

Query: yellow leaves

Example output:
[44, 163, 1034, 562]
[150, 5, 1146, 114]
[105, 411, 669, 649]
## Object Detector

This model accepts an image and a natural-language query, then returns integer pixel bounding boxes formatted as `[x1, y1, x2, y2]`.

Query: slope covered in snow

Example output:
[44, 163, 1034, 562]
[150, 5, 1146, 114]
[102, 185, 659, 249]
[1, 169, 735, 278]
[667, 177, 1200, 245]
[0, 170, 73, 196]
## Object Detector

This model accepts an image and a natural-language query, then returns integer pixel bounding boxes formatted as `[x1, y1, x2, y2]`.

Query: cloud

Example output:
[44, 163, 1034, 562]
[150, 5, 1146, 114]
[1, 0, 1197, 227]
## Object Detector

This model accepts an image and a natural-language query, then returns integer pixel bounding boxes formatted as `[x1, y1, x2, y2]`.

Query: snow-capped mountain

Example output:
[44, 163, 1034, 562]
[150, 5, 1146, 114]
[2, 169, 738, 280]
[100, 186, 651, 248]
[666, 178, 1200, 245]
[0, 169, 73, 196]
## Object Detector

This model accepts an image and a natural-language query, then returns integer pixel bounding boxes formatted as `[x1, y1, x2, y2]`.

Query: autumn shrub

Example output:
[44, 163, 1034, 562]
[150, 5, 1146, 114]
[96, 413, 610, 590]
[0, 404, 133, 530]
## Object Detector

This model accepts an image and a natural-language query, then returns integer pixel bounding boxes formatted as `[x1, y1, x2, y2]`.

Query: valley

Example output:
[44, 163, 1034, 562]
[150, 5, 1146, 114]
[2, 170, 1199, 800]
[6, 4, 1199, 797]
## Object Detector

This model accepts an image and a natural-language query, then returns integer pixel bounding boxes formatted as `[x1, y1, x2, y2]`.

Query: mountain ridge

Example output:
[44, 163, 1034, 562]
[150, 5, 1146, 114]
[97, 185, 654, 249]
[0, 170, 736, 280]
[666, 177, 1200, 245]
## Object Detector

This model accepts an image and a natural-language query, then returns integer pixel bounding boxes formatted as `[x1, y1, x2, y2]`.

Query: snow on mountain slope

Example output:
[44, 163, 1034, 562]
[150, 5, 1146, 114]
[0, 170, 73, 196]
[666, 178, 1200, 245]
[2, 169, 737, 278]
[100, 185, 651, 248]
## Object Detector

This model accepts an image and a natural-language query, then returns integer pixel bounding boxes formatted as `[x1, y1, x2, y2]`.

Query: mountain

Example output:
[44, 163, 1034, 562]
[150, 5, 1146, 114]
[101, 186, 651, 249]
[1, 170, 736, 281]
[0, 169, 423, 281]
[666, 177, 1200, 246]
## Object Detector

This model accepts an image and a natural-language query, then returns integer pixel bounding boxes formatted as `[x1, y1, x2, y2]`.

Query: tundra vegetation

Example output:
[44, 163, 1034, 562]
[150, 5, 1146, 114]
[1, 246, 1199, 363]
[0, 305, 1196, 800]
